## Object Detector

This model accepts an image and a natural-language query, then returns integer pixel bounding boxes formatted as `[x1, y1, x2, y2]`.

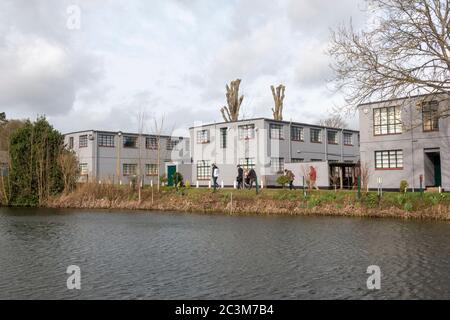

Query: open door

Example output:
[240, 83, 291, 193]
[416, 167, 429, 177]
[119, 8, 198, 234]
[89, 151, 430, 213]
[424, 150, 441, 187]
[167, 165, 177, 187]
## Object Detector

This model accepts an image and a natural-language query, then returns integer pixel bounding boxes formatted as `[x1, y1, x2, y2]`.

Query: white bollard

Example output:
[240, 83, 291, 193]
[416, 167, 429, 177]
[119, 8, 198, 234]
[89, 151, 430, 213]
[208, 181, 211, 189]
[439, 186, 442, 193]
[150, 180, 153, 187]
[119, 180, 122, 185]
[260, 180, 264, 189]
[233, 180, 237, 189]
[196, 181, 199, 188]
[221, 180, 224, 189]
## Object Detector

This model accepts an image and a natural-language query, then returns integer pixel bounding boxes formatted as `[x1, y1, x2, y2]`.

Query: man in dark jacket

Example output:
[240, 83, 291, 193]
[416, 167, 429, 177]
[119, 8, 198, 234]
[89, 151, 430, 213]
[247, 168, 257, 189]
[236, 165, 244, 189]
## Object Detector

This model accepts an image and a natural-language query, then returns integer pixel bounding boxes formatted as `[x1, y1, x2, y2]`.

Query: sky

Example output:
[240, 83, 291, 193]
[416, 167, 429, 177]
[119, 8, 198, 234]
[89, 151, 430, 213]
[0, 0, 370, 136]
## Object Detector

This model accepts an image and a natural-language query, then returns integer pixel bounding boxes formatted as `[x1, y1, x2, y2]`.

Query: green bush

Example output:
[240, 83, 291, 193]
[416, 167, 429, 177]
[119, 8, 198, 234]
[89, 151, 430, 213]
[159, 174, 167, 185]
[364, 193, 379, 208]
[399, 180, 408, 193]
[185, 180, 191, 188]
[276, 175, 290, 188]
[308, 196, 321, 208]
[404, 202, 413, 212]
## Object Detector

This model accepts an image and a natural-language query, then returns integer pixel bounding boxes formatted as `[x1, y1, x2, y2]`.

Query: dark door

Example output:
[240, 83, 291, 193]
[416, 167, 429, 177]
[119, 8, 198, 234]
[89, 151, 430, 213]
[434, 155, 441, 187]
[167, 165, 177, 187]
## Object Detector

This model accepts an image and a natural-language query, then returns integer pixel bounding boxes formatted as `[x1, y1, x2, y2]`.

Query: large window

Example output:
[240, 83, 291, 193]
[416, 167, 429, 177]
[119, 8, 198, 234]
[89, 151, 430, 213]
[375, 150, 403, 169]
[79, 163, 88, 175]
[310, 128, 322, 143]
[166, 138, 179, 151]
[79, 135, 88, 148]
[197, 130, 210, 144]
[239, 158, 255, 170]
[220, 128, 227, 148]
[271, 157, 284, 173]
[146, 136, 158, 149]
[327, 130, 338, 144]
[291, 158, 304, 163]
[98, 134, 114, 147]
[68, 137, 74, 149]
[373, 106, 402, 135]
[269, 124, 284, 139]
[197, 160, 211, 180]
[123, 164, 137, 176]
[123, 136, 138, 148]
[291, 126, 304, 141]
[422, 101, 439, 132]
[343, 132, 353, 145]
[145, 164, 158, 176]
[238, 124, 255, 140]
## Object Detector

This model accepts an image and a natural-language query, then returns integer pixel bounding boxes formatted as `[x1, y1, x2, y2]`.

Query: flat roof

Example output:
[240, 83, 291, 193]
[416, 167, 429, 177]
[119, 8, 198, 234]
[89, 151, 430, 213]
[189, 117, 359, 133]
[357, 92, 449, 107]
[63, 129, 189, 139]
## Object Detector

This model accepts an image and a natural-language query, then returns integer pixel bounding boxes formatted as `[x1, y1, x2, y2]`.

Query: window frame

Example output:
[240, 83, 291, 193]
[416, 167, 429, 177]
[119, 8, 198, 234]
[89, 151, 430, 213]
[145, 164, 158, 176]
[310, 128, 322, 143]
[220, 127, 227, 149]
[238, 124, 255, 140]
[327, 130, 338, 144]
[166, 138, 179, 151]
[270, 157, 284, 173]
[238, 158, 255, 170]
[68, 137, 74, 149]
[98, 134, 115, 147]
[123, 135, 138, 148]
[422, 101, 439, 132]
[123, 163, 138, 176]
[374, 150, 403, 170]
[79, 163, 88, 175]
[197, 130, 210, 144]
[146, 136, 158, 150]
[79, 135, 88, 148]
[373, 106, 402, 136]
[269, 124, 284, 140]
[343, 132, 353, 146]
[291, 126, 304, 142]
[196, 160, 211, 180]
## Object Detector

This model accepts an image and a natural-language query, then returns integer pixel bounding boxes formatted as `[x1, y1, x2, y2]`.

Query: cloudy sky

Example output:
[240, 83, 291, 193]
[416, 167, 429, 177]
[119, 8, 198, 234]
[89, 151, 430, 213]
[0, 0, 370, 136]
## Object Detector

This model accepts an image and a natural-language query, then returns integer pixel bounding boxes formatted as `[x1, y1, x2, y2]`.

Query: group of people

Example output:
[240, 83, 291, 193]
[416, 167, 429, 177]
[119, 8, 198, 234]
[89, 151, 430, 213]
[211, 163, 318, 190]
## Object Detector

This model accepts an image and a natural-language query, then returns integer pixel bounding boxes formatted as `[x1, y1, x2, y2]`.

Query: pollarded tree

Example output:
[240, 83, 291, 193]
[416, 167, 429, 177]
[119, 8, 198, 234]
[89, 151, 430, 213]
[318, 114, 348, 128]
[329, 0, 450, 116]
[271, 84, 285, 121]
[221, 79, 244, 122]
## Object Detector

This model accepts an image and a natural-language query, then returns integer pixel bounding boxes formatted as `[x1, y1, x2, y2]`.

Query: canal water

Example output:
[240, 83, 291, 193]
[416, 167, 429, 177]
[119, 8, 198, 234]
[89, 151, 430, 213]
[1, 207, 449, 299]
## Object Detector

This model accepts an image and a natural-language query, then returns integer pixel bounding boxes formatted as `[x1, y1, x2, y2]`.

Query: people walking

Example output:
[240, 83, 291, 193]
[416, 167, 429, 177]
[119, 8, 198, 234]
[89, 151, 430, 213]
[212, 164, 220, 191]
[236, 165, 244, 189]
[247, 168, 257, 189]
[284, 169, 295, 190]
[309, 166, 319, 190]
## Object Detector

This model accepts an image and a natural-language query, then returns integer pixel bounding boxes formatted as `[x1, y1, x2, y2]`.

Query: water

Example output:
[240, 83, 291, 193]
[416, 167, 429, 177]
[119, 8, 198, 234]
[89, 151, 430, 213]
[0, 207, 450, 300]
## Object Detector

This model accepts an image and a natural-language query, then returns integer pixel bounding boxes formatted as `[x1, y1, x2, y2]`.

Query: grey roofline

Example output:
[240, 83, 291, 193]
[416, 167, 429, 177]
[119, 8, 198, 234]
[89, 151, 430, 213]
[189, 117, 359, 133]
[63, 129, 189, 140]
[357, 92, 449, 107]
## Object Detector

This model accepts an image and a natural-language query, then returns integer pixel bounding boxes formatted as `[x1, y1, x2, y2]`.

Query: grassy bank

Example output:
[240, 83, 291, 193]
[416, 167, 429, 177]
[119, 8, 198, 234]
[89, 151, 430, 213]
[45, 183, 450, 220]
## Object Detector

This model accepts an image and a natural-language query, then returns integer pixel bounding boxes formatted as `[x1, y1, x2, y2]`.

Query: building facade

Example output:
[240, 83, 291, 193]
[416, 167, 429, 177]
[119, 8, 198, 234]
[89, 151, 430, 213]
[190, 118, 360, 187]
[359, 94, 449, 191]
[64, 130, 191, 185]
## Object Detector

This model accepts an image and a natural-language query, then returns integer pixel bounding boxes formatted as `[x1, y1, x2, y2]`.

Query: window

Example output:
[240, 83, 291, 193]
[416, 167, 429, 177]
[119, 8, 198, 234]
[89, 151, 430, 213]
[375, 150, 403, 169]
[310, 159, 322, 162]
[197, 160, 211, 180]
[291, 126, 304, 141]
[239, 158, 255, 170]
[79, 163, 88, 175]
[123, 136, 138, 148]
[422, 101, 439, 132]
[343, 133, 353, 145]
[271, 157, 284, 173]
[146, 136, 158, 149]
[166, 138, 179, 151]
[310, 128, 322, 143]
[98, 134, 114, 147]
[269, 124, 284, 139]
[145, 164, 158, 176]
[327, 130, 338, 144]
[220, 128, 227, 148]
[68, 137, 74, 149]
[238, 124, 255, 140]
[373, 106, 402, 135]
[79, 135, 88, 148]
[197, 130, 210, 144]
[123, 164, 137, 176]
[291, 158, 304, 163]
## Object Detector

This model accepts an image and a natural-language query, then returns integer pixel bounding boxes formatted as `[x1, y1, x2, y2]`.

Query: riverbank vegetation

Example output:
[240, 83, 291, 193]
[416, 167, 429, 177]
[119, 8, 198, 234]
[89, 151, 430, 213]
[46, 183, 450, 220]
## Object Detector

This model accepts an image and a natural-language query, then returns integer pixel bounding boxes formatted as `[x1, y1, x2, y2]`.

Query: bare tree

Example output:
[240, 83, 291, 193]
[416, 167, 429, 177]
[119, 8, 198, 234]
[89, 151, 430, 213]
[329, 0, 450, 116]
[271, 84, 285, 121]
[221, 79, 244, 122]
[136, 110, 146, 203]
[318, 114, 348, 128]
[58, 149, 79, 194]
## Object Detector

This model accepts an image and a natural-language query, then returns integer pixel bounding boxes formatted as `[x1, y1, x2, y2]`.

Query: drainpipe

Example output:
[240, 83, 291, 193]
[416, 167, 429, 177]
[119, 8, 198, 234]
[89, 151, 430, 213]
[288, 120, 292, 162]
[340, 129, 344, 162]
[409, 95, 415, 192]
[324, 128, 328, 161]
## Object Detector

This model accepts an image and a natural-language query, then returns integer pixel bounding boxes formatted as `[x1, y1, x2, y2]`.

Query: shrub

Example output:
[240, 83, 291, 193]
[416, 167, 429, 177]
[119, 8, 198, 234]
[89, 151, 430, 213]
[308, 196, 321, 208]
[159, 174, 167, 186]
[400, 180, 408, 193]
[173, 172, 184, 189]
[404, 202, 413, 212]
[276, 175, 290, 188]
[364, 193, 379, 208]
[185, 180, 191, 188]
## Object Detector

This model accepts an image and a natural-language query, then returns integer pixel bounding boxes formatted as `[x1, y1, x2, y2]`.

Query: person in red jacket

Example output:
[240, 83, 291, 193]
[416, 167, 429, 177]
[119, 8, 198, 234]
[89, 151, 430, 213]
[309, 166, 319, 190]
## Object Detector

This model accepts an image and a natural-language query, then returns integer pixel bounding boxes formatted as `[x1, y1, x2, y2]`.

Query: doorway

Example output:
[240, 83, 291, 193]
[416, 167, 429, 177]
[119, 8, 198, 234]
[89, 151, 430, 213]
[424, 151, 441, 187]
[167, 165, 177, 187]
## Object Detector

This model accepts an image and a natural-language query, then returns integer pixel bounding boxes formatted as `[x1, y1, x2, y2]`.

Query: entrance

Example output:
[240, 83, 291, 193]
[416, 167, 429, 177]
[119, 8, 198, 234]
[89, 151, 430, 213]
[167, 165, 177, 187]
[424, 151, 441, 187]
